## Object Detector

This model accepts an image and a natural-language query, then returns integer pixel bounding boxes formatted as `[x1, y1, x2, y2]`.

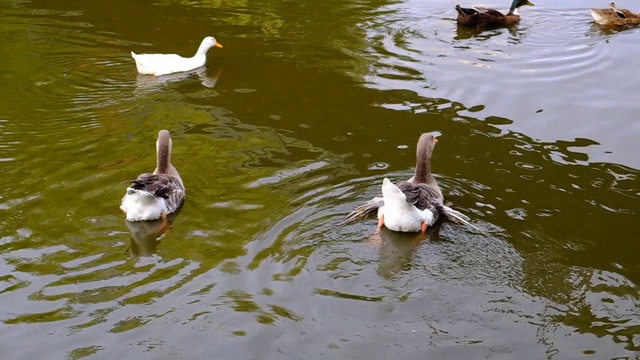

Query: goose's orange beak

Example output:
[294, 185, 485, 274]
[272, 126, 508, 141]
[215, 42, 223, 48]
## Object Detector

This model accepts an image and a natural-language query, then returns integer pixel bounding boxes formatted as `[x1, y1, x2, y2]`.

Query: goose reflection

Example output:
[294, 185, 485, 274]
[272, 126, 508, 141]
[125, 211, 179, 257]
[134, 65, 224, 90]
[371, 225, 441, 279]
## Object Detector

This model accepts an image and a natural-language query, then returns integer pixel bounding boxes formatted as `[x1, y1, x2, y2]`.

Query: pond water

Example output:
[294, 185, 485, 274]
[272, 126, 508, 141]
[1, 0, 639, 358]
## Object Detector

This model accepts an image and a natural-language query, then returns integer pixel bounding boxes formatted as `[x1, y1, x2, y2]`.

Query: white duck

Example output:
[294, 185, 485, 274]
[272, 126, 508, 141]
[377, 178, 438, 233]
[120, 130, 186, 221]
[131, 36, 223, 76]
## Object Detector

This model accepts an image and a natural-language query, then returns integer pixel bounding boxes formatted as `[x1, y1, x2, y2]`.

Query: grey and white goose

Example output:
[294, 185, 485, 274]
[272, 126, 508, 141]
[344, 132, 479, 233]
[120, 130, 186, 222]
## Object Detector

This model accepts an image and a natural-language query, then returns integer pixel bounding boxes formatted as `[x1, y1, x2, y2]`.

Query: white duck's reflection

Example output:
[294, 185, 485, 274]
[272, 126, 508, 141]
[370, 224, 442, 279]
[125, 212, 178, 257]
[135, 65, 223, 90]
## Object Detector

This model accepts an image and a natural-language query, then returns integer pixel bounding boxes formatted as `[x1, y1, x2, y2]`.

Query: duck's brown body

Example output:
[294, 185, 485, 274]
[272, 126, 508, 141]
[590, 2, 640, 25]
[455, 6, 522, 28]
[455, 0, 534, 29]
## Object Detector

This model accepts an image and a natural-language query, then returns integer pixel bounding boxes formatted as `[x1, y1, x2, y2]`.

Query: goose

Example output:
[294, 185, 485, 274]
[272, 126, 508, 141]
[377, 178, 439, 233]
[344, 132, 480, 232]
[131, 36, 223, 76]
[120, 130, 186, 221]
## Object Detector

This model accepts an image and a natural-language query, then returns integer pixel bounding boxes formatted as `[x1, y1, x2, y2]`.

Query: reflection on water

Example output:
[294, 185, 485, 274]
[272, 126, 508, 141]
[0, 0, 639, 358]
[453, 24, 521, 41]
[125, 204, 185, 258]
[362, 2, 640, 169]
[125, 218, 169, 258]
[135, 65, 224, 91]
[373, 227, 433, 279]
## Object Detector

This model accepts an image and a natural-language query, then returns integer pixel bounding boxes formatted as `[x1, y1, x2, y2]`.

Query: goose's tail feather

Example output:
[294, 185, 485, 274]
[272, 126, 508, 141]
[438, 205, 486, 234]
[438, 205, 470, 222]
[342, 198, 487, 235]
[340, 197, 384, 225]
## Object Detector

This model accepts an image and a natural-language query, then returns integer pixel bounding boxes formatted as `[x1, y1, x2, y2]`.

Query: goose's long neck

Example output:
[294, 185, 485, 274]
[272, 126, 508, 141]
[413, 145, 434, 184]
[156, 139, 171, 174]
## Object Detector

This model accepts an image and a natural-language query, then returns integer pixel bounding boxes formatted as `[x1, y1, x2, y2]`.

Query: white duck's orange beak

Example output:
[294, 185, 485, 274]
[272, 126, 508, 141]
[215, 42, 223, 48]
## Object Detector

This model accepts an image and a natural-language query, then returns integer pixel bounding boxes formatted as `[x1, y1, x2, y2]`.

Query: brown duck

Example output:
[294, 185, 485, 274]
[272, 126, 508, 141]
[590, 2, 640, 26]
[455, 0, 534, 29]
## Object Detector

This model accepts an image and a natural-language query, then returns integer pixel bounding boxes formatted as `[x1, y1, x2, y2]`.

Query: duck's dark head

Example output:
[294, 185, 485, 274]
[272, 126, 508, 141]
[511, 0, 534, 11]
[515, 0, 534, 7]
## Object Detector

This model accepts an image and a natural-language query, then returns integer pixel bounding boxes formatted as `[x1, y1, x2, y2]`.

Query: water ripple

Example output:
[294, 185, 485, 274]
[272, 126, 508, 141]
[357, 1, 640, 169]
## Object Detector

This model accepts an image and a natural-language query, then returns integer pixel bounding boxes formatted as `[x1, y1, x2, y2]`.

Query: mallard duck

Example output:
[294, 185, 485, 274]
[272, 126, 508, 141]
[343, 132, 479, 232]
[590, 2, 640, 26]
[120, 130, 186, 221]
[377, 178, 439, 233]
[455, 0, 534, 29]
[131, 36, 223, 76]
